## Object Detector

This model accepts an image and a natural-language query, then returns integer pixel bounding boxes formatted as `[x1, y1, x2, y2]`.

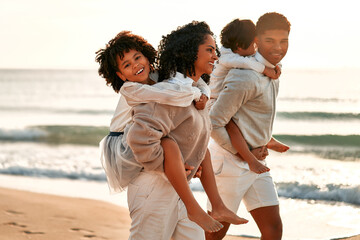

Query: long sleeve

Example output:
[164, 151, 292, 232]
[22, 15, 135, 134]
[126, 103, 171, 172]
[195, 78, 211, 99]
[120, 81, 201, 107]
[210, 69, 258, 154]
[220, 53, 265, 74]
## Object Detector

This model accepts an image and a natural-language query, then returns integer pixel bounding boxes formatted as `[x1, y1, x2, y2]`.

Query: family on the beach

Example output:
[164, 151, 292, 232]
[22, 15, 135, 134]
[96, 12, 291, 240]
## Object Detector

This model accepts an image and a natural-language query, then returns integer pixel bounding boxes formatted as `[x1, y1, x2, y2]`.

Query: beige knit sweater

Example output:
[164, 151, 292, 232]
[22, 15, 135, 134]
[126, 101, 211, 180]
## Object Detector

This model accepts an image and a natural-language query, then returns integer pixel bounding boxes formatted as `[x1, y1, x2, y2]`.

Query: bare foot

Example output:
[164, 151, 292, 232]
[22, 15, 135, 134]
[248, 159, 270, 174]
[267, 138, 290, 153]
[187, 207, 223, 232]
[210, 206, 248, 225]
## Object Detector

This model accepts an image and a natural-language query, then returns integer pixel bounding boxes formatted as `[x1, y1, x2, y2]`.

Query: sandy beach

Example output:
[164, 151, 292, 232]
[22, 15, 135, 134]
[1, 187, 358, 240]
[0, 187, 250, 240]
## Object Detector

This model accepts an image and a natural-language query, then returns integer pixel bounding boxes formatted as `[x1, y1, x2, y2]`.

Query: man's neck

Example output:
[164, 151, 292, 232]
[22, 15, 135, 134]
[255, 52, 278, 68]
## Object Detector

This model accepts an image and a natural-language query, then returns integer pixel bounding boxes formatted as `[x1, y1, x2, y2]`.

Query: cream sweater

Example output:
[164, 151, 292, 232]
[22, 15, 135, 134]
[210, 52, 280, 154]
[126, 73, 211, 180]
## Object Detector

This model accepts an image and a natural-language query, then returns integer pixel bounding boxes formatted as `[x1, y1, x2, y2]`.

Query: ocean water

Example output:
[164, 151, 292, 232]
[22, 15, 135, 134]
[0, 69, 359, 239]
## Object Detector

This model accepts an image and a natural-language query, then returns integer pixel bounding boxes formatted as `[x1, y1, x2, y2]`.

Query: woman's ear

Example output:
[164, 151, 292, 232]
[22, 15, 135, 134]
[116, 71, 126, 81]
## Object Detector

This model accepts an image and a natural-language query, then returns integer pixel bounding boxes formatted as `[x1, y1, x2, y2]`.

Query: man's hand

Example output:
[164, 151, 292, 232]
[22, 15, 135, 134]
[184, 163, 195, 177]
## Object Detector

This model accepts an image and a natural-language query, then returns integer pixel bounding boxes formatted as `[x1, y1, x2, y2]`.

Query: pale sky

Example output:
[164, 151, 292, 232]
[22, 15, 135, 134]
[1, 0, 359, 70]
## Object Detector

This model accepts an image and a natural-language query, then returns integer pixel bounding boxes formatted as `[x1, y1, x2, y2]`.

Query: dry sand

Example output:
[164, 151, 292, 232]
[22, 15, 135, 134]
[0, 187, 358, 240]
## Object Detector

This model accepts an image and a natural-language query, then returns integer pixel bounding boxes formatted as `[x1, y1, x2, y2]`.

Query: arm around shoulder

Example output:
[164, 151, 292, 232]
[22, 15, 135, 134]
[120, 81, 201, 107]
[220, 54, 265, 73]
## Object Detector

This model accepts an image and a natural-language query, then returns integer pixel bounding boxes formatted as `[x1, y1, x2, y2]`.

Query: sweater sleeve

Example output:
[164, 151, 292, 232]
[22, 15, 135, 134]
[126, 103, 171, 172]
[210, 69, 258, 154]
[120, 82, 201, 107]
[195, 78, 211, 99]
[220, 54, 265, 74]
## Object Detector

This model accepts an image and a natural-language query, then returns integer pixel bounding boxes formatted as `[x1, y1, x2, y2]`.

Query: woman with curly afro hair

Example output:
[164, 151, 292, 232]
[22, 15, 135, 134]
[157, 21, 217, 83]
[126, 21, 247, 240]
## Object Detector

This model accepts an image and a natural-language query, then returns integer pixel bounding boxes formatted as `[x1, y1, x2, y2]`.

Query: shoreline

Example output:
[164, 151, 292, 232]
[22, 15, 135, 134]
[1, 186, 359, 240]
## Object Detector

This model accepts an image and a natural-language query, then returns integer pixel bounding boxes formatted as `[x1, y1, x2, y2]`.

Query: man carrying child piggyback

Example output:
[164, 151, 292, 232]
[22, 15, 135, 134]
[207, 12, 291, 240]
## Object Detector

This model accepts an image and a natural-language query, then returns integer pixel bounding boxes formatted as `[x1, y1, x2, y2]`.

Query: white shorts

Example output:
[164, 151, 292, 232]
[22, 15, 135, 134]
[207, 140, 279, 213]
[127, 171, 204, 240]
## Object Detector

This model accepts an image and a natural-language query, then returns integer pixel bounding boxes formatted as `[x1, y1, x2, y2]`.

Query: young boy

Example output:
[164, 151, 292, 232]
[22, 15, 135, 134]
[96, 31, 246, 234]
[209, 19, 289, 174]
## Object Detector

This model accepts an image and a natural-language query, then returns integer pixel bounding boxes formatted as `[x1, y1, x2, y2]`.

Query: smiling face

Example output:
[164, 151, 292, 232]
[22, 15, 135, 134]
[116, 49, 151, 84]
[255, 29, 289, 65]
[192, 34, 218, 81]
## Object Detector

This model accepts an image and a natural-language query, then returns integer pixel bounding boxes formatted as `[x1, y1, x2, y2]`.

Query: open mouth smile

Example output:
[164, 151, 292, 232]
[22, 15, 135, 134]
[135, 68, 144, 75]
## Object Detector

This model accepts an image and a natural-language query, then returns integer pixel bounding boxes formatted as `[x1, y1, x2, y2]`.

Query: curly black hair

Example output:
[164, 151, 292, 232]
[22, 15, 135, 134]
[157, 21, 218, 83]
[221, 19, 256, 52]
[256, 12, 291, 36]
[95, 31, 157, 93]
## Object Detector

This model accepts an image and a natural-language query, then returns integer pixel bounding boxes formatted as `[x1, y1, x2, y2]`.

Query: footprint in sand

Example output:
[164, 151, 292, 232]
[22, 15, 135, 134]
[22, 230, 45, 235]
[70, 228, 107, 239]
[70, 227, 94, 234]
[5, 209, 24, 216]
[4, 222, 44, 235]
[4, 222, 26, 228]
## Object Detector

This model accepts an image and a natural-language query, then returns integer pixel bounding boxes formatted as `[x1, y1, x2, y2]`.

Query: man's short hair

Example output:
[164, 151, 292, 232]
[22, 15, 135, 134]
[256, 12, 291, 36]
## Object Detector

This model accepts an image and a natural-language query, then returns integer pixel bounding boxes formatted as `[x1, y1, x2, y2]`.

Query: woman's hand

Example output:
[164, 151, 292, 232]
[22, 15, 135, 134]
[184, 163, 202, 178]
[184, 163, 195, 177]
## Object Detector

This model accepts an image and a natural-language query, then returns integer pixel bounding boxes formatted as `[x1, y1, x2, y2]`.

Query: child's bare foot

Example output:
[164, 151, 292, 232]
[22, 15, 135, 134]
[187, 207, 223, 232]
[267, 138, 290, 153]
[210, 206, 248, 225]
[248, 159, 270, 174]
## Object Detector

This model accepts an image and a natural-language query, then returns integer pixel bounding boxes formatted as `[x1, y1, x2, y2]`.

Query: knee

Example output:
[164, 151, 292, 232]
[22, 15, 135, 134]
[262, 220, 282, 240]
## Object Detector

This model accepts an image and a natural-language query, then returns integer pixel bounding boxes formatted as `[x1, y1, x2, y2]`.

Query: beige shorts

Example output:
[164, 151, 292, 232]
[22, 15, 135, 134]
[207, 140, 279, 213]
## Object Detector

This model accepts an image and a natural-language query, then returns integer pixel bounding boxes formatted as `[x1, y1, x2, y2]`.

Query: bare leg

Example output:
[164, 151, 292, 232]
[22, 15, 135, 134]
[226, 119, 269, 173]
[267, 137, 289, 153]
[250, 205, 282, 240]
[206, 205, 282, 240]
[200, 149, 248, 225]
[161, 138, 223, 233]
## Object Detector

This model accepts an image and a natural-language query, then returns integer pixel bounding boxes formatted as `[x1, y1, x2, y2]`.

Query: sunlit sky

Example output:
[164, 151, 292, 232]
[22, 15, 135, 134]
[1, 0, 359, 70]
